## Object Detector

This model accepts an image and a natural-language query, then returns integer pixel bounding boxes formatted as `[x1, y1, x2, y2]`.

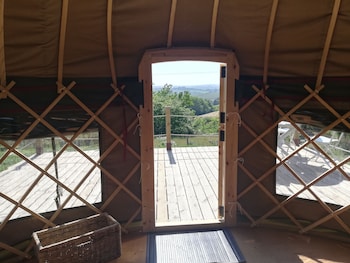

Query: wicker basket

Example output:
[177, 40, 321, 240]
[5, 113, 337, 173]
[32, 213, 121, 263]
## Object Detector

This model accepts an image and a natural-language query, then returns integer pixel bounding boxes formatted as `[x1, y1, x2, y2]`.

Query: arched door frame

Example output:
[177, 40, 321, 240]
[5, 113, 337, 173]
[138, 48, 240, 232]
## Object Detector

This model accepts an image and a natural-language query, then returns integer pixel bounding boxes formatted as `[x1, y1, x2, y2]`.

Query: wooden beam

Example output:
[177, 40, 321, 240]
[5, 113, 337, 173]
[0, 83, 73, 165]
[0, 0, 5, 87]
[0, 242, 31, 260]
[237, 80, 350, 233]
[65, 88, 141, 160]
[305, 85, 350, 130]
[238, 162, 303, 229]
[239, 85, 324, 156]
[238, 110, 350, 201]
[263, 0, 279, 85]
[0, 80, 15, 99]
[140, 48, 240, 67]
[210, 0, 220, 48]
[254, 156, 350, 228]
[6, 88, 141, 208]
[167, 0, 177, 48]
[57, 0, 69, 92]
[0, 141, 101, 232]
[122, 206, 142, 232]
[0, 1, 16, 100]
[0, 193, 55, 227]
[300, 204, 350, 234]
[107, 0, 117, 89]
[315, 0, 341, 89]
[101, 162, 141, 210]
[239, 86, 269, 113]
[242, 87, 349, 232]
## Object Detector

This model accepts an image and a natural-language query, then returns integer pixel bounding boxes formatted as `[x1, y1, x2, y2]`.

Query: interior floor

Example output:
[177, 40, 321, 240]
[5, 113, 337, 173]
[113, 227, 349, 263]
[21, 226, 350, 263]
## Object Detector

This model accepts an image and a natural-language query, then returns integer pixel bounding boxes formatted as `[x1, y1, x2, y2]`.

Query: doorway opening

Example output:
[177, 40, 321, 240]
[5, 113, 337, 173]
[152, 61, 222, 227]
[139, 48, 239, 232]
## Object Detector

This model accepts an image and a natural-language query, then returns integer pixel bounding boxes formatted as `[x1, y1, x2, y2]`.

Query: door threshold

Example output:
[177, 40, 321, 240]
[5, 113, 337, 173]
[155, 219, 224, 231]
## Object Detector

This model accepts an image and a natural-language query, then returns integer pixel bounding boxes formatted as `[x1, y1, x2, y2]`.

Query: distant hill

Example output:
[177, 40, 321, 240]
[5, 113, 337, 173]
[199, 111, 219, 118]
[153, 84, 219, 102]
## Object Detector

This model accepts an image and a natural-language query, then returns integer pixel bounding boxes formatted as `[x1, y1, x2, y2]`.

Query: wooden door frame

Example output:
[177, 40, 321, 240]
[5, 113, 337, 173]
[138, 48, 240, 232]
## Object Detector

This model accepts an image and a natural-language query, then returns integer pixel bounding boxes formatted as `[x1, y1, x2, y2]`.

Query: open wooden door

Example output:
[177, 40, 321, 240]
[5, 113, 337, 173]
[138, 48, 239, 232]
[217, 64, 227, 220]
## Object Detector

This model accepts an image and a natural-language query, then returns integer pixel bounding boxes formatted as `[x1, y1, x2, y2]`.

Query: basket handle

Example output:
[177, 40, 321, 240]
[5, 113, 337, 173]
[76, 240, 92, 248]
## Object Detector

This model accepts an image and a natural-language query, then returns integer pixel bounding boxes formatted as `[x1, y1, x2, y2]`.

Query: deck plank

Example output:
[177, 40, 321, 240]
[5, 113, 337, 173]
[1, 145, 349, 224]
[156, 146, 350, 225]
[155, 149, 168, 222]
[154, 147, 219, 224]
[0, 150, 101, 221]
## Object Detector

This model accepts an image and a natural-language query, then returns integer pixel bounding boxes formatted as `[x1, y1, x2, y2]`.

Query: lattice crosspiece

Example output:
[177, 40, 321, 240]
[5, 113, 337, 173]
[0, 83, 141, 259]
[237, 84, 350, 235]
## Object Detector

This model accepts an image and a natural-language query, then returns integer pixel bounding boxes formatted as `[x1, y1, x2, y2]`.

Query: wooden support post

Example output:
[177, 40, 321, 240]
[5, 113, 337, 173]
[139, 54, 155, 232]
[165, 106, 171, 151]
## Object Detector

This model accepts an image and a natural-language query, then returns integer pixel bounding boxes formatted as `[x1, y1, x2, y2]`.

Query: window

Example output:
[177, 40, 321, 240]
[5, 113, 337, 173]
[0, 131, 101, 221]
[276, 121, 350, 206]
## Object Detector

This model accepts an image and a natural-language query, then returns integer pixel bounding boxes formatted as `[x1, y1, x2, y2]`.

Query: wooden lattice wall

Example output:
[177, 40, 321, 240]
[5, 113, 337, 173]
[0, 78, 143, 261]
[236, 83, 350, 237]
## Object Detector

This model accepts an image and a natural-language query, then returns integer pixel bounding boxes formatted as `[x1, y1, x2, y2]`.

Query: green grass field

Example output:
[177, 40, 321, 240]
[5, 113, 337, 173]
[154, 135, 218, 148]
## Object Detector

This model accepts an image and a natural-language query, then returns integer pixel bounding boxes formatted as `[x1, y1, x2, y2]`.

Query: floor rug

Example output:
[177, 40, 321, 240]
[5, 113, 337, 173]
[146, 229, 246, 263]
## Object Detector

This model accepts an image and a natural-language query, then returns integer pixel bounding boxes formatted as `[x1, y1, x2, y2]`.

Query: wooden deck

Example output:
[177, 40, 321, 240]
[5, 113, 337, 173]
[1, 146, 349, 224]
[276, 145, 350, 206]
[154, 147, 219, 225]
[0, 150, 101, 221]
[155, 145, 350, 225]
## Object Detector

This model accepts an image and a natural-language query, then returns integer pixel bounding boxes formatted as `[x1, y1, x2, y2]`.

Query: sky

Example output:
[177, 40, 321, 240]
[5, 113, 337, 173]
[152, 61, 222, 87]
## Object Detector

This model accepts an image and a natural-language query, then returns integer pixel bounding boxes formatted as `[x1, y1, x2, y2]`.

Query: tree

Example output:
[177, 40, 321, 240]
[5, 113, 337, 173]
[153, 84, 195, 135]
[191, 97, 214, 115]
[153, 84, 218, 136]
[193, 117, 219, 135]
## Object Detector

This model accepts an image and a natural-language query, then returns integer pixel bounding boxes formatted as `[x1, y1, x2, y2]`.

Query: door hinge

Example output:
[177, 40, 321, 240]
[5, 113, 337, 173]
[221, 66, 226, 78]
[220, 112, 225, 124]
[220, 130, 225, 141]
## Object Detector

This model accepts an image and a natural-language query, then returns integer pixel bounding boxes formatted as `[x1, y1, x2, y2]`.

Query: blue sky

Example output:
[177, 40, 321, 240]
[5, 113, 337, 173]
[152, 61, 221, 86]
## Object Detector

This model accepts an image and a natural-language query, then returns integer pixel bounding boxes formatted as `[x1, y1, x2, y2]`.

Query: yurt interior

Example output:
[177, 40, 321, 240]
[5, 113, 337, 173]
[1, 1, 350, 262]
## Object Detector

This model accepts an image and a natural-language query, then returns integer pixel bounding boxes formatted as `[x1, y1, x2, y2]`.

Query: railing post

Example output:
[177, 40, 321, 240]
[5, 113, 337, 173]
[165, 106, 171, 151]
[35, 139, 43, 155]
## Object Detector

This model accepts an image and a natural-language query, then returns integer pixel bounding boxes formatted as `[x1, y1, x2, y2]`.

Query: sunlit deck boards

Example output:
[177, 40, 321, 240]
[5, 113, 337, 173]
[154, 146, 350, 225]
[1, 146, 349, 224]
[276, 145, 350, 206]
[154, 146, 218, 223]
[0, 150, 101, 221]
[154, 146, 219, 224]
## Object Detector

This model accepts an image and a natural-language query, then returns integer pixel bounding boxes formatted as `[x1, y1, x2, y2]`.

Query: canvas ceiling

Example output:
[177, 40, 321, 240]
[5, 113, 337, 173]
[2, 0, 350, 82]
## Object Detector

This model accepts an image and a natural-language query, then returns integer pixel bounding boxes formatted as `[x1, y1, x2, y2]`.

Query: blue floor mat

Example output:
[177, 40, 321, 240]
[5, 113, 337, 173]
[147, 229, 246, 263]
